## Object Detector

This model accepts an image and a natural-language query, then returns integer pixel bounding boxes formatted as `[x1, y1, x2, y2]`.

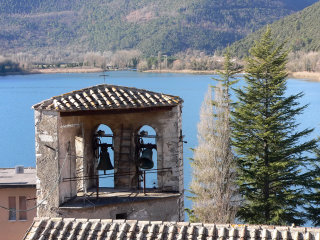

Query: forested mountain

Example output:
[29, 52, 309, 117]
[0, 0, 318, 57]
[230, 1, 320, 57]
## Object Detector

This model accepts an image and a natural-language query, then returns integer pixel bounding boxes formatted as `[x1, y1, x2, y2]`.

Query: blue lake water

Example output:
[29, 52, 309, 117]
[0, 71, 319, 214]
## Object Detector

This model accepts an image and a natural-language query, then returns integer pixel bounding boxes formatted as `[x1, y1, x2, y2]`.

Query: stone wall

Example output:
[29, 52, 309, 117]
[35, 105, 184, 220]
[59, 197, 181, 221]
[177, 104, 185, 220]
[34, 110, 60, 217]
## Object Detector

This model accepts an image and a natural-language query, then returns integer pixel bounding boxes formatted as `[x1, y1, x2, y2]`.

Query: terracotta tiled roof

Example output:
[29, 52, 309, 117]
[24, 217, 320, 240]
[32, 84, 183, 112]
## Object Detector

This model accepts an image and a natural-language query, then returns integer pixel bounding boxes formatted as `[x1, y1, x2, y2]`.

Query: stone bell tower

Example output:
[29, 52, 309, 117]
[33, 84, 184, 221]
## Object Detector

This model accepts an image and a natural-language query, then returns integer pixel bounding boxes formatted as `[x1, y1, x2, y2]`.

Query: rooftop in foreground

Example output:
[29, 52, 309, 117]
[61, 187, 180, 209]
[0, 167, 36, 188]
[24, 217, 320, 240]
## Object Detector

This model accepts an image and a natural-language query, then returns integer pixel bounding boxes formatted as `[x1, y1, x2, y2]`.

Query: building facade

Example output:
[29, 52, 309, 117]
[0, 167, 36, 240]
[33, 84, 184, 221]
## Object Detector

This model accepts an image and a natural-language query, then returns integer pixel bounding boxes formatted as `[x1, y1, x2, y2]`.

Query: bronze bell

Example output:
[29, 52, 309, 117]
[97, 144, 114, 174]
[138, 148, 154, 169]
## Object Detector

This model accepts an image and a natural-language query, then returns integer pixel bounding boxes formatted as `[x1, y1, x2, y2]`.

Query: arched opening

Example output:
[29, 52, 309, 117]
[136, 125, 158, 189]
[94, 124, 114, 188]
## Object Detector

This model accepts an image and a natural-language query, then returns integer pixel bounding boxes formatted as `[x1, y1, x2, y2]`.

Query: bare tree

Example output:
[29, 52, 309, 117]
[287, 51, 320, 72]
[190, 84, 238, 223]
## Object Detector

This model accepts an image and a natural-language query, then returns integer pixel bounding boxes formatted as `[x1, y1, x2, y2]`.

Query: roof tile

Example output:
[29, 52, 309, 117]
[33, 84, 183, 112]
[25, 218, 320, 240]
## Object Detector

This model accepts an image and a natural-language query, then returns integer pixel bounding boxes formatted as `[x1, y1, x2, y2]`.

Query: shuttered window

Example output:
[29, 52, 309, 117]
[8, 196, 16, 221]
[19, 196, 27, 220]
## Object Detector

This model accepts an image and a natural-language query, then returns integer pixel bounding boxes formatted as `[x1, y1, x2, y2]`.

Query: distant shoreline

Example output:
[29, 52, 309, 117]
[145, 69, 320, 82]
[30, 67, 105, 74]
[143, 69, 219, 75]
[0, 67, 105, 76]
[2, 68, 320, 82]
[288, 71, 320, 82]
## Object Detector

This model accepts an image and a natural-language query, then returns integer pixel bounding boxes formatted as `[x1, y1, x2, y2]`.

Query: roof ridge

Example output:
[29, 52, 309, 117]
[58, 84, 181, 100]
[32, 84, 183, 111]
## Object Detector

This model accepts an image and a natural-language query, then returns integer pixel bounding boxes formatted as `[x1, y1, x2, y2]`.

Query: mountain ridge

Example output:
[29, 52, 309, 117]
[0, 0, 318, 57]
[230, 1, 320, 57]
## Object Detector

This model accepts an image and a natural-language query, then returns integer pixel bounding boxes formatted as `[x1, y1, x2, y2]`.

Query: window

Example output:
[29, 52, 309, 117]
[19, 196, 27, 220]
[8, 196, 16, 221]
[95, 124, 114, 188]
[137, 126, 158, 189]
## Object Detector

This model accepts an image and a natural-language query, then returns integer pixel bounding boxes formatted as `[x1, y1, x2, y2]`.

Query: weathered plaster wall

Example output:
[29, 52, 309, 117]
[59, 197, 181, 221]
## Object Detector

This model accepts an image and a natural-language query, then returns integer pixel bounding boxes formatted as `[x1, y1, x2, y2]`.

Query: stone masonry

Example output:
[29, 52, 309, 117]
[33, 84, 184, 221]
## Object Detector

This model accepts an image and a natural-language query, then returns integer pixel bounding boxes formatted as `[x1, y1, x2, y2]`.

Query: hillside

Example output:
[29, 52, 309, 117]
[0, 0, 318, 58]
[230, 1, 320, 57]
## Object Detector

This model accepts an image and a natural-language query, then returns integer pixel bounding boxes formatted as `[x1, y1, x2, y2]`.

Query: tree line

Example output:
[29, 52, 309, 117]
[5, 48, 319, 74]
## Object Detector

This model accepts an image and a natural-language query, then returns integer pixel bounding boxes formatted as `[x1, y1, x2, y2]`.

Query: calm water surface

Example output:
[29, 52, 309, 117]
[0, 71, 319, 212]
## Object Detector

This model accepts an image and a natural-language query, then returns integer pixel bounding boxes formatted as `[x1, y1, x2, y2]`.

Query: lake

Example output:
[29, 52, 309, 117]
[0, 71, 319, 214]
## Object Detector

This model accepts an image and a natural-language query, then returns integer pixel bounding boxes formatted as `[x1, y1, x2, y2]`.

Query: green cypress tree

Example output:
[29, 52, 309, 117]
[305, 139, 320, 226]
[232, 27, 317, 225]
